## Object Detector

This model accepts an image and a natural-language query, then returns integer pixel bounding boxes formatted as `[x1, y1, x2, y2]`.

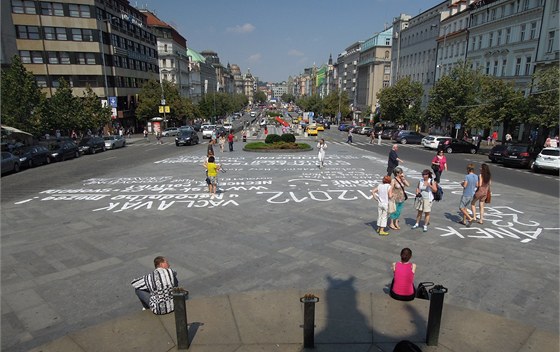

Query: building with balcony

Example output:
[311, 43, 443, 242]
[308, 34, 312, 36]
[337, 41, 362, 112]
[3, 0, 160, 127]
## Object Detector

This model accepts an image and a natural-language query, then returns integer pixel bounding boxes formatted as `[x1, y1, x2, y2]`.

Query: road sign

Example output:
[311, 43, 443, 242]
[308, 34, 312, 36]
[109, 96, 118, 108]
[161, 99, 166, 106]
[164, 106, 170, 113]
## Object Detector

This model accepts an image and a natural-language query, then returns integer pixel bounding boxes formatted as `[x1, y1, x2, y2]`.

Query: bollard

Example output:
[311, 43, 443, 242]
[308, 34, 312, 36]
[173, 288, 190, 350]
[300, 293, 319, 348]
[426, 285, 448, 346]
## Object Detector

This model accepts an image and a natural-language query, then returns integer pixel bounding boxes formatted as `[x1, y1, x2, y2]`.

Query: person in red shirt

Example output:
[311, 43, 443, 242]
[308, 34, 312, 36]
[390, 248, 416, 301]
[227, 131, 235, 151]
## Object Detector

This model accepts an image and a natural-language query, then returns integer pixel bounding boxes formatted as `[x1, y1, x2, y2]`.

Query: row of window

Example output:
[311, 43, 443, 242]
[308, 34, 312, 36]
[470, 0, 553, 27]
[34, 74, 149, 89]
[470, 21, 539, 52]
[16, 25, 96, 42]
[19, 50, 158, 73]
[12, 1, 92, 18]
[97, 9, 156, 46]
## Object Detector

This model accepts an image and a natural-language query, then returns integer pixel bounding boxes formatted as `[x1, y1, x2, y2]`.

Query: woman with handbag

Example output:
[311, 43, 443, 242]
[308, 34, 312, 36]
[431, 149, 447, 183]
[471, 163, 492, 224]
[372, 175, 393, 236]
[388, 167, 409, 230]
[413, 169, 438, 232]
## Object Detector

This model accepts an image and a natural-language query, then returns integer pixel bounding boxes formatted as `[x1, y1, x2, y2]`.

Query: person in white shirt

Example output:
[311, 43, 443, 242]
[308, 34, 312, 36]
[317, 138, 327, 168]
[372, 175, 393, 236]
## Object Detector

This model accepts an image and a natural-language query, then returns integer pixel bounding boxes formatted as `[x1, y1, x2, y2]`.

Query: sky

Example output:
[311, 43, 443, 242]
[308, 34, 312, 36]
[137, 0, 445, 83]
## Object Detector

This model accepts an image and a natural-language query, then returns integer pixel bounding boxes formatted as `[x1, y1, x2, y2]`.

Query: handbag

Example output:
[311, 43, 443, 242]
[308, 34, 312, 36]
[486, 188, 491, 203]
[388, 199, 396, 214]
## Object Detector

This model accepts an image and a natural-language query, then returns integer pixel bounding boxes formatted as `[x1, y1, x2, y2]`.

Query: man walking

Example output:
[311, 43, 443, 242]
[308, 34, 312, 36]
[459, 163, 478, 226]
[131, 256, 179, 314]
[346, 128, 353, 143]
[228, 130, 235, 151]
[387, 144, 404, 176]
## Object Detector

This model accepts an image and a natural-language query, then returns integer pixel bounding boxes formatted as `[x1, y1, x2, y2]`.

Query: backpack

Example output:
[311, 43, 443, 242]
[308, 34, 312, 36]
[430, 180, 443, 201]
[416, 282, 434, 300]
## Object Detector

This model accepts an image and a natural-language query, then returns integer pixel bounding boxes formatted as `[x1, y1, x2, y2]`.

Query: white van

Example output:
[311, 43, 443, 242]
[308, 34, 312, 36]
[223, 122, 233, 131]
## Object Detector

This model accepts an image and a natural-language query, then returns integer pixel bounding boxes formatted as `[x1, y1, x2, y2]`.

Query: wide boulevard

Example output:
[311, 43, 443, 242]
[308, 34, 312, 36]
[1, 120, 559, 351]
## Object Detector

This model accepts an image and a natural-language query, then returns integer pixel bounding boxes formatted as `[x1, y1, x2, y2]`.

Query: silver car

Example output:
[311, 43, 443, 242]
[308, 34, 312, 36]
[532, 147, 560, 173]
[103, 135, 126, 149]
[162, 127, 180, 137]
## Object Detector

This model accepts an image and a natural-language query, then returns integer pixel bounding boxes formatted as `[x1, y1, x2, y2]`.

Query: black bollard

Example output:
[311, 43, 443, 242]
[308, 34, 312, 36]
[173, 288, 190, 350]
[300, 293, 319, 348]
[426, 285, 448, 346]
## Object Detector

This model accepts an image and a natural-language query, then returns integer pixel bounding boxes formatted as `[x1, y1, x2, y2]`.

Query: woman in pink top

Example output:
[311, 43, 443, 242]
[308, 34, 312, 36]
[431, 149, 447, 183]
[390, 248, 416, 301]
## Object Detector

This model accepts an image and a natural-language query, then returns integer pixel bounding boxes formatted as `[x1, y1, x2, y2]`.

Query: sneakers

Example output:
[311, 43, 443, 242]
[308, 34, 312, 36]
[379, 230, 389, 236]
[412, 223, 419, 229]
[423, 225, 428, 232]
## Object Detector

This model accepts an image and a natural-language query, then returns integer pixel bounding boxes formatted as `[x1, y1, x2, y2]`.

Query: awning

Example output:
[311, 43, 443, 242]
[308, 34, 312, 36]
[150, 117, 163, 122]
[1, 125, 33, 136]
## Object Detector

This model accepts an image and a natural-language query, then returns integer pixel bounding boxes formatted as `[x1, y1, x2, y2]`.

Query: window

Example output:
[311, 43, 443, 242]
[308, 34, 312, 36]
[31, 51, 43, 64]
[385, 38, 390, 45]
[69, 4, 90, 18]
[472, 36, 477, 51]
[12, 0, 36, 14]
[491, 8, 496, 20]
[71, 29, 82, 41]
[16, 25, 40, 40]
[553, 0, 559, 12]
[547, 31, 555, 52]
[515, 57, 522, 76]
[505, 27, 511, 44]
[44, 27, 55, 40]
[478, 35, 482, 49]
[384, 65, 390, 74]
[485, 61, 491, 75]
[501, 59, 507, 76]
[493, 60, 498, 76]
[488, 32, 493, 47]
[60, 52, 70, 64]
[530, 22, 537, 39]
[520, 24, 526, 41]
[76, 53, 96, 65]
[522, 0, 529, 10]
[19, 50, 31, 63]
[83, 29, 93, 42]
[56, 27, 67, 40]
[497, 30, 502, 45]
[164, 44, 168, 52]
[35, 76, 48, 88]
[385, 50, 389, 59]
[48, 52, 59, 64]
[41, 2, 64, 16]
[524, 56, 532, 75]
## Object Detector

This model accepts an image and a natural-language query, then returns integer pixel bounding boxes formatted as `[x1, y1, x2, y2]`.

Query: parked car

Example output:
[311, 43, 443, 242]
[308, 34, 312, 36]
[358, 126, 373, 136]
[422, 135, 452, 149]
[442, 139, 479, 154]
[381, 128, 399, 139]
[223, 122, 233, 131]
[14, 145, 51, 168]
[488, 145, 508, 163]
[343, 124, 357, 132]
[41, 141, 81, 162]
[502, 144, 542, 168]
[79, 136, 106, 154]
[175, 130, 199, 146]
[192, 122, 202, 132]
[338, 124, 348, 131]
[315, 123, 325, 131]
[532, 147, 560, 173]
[161, 127, 180, 137]
[394, 130, 424, 144]
[201, 125, 216, 139]
[103, 135, 126, 149]
[1, 152, 21, 175]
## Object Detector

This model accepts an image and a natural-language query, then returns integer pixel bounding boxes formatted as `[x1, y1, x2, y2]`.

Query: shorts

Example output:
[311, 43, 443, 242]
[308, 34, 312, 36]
[414, 197, 432, 213]
[459, 196, 473, 209]
[208, 176, 218, 186]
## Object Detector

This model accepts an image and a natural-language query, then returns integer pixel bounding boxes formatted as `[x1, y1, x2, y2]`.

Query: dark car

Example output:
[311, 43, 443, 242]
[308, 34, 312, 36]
[381, 128, 399, 139]
[442, 139, 479, 154]
[79, 136, 106, 154]
[43, 141, 81, 162]
[338, 124, 348, 131]
[488, 145, 508, 163]
[175, 130, 199, 146]
[394, 130, 424, 144]
[1, 152, 21, 175]
[502, 144, 542, 168]
[14, 145, 51, 168]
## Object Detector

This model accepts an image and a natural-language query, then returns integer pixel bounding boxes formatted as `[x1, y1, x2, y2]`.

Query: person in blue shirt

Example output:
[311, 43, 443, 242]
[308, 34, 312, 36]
[459, 163, 478, 226]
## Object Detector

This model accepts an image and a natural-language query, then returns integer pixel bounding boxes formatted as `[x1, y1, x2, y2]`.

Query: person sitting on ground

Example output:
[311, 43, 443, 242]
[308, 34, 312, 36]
[131, 256, 178, 314]
[390, 248, 416, 301]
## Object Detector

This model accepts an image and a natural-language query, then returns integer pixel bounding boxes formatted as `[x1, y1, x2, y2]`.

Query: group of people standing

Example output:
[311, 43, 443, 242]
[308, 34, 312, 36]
[373, 144, 492, 235]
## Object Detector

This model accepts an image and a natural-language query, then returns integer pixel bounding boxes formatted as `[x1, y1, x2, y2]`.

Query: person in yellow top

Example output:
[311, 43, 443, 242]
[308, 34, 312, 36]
[205, 156, 221, 199]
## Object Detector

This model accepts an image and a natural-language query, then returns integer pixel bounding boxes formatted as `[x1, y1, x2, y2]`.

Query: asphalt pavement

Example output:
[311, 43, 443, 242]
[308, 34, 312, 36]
[1, 126, 558, 352]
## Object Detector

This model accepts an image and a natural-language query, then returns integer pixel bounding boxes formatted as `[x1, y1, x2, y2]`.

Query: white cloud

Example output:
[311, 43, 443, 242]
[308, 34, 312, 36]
[248, 53, 261, 63]
[288, 49, 304, 57]
[226, 23, 255, 34]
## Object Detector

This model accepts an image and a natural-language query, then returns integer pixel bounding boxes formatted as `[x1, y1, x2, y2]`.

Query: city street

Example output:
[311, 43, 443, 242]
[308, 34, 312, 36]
[1, 129, 559, 352]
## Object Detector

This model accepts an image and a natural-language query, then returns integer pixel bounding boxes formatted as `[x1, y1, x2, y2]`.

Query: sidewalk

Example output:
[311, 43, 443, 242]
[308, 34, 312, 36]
[29, 289, 559, 352]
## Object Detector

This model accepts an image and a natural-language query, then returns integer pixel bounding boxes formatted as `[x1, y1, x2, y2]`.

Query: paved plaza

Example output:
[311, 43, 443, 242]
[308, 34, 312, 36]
[1, 137, 559, 351]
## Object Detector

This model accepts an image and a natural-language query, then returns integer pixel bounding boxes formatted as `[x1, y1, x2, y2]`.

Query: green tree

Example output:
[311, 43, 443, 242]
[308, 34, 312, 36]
[1, 55, 43, 131]
[296, 94, 323, 116]
[40, 78, 79, 134]
[78, 86, 112, 133]
[281, 93, 295, 103]
[321, 90, 350, 119]
[136, 80, 185, 124]
[376, 77, 423, 125]
[528, 66, 559, 129]
[254, 90, 267, 104]
[426, 63, 482, 129]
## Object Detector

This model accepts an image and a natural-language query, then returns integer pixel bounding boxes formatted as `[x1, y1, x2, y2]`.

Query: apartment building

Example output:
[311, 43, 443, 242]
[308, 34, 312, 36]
[356, 27, 393, 118]
[140, 9, 190, 98]
[4, 0, 160, 125]
[337, 41, 362, 111]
